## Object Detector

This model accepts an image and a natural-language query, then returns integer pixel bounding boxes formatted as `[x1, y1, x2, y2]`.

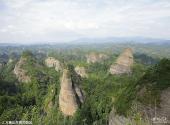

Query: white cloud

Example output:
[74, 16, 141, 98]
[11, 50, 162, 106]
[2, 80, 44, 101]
[0, 0, 170, 43]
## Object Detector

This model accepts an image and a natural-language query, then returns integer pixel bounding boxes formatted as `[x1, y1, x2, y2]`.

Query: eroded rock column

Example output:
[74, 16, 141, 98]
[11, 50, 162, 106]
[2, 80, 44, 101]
[59, 69, 78, 116]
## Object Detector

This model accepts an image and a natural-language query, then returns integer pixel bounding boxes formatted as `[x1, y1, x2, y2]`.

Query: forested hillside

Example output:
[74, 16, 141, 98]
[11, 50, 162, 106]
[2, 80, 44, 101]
[0, 43, 169, 125]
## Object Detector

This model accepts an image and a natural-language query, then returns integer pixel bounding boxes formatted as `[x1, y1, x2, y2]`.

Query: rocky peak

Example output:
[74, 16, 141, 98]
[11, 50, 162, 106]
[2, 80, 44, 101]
[86, 52, 109, 63]
[59, 69, 79, 116]
[59, 69, 85, 116]
[75, 66, 88, 78]
[14, 57, 31, 83]
[109, 48, 134, 75]
[45, 57, 63, 71]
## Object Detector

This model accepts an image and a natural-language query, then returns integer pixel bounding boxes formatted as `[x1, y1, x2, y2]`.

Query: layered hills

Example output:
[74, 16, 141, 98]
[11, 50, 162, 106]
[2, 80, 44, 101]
[0, 43, 169, 125]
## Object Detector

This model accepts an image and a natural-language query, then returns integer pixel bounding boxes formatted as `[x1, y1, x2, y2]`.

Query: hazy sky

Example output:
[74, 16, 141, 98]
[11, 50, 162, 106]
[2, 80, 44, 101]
[0, 0, 170, 43]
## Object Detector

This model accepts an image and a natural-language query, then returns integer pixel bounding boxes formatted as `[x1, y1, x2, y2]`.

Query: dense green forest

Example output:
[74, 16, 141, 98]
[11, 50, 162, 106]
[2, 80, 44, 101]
[0, 43, 170, 125]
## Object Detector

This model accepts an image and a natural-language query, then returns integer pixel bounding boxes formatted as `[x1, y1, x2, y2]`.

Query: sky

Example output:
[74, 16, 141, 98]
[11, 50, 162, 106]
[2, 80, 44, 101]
[0, 0, 170, 43]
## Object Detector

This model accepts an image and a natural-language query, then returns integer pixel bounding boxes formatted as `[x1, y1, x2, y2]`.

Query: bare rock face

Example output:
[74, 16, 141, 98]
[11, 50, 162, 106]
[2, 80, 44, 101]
[45, 57, 63, 71]
[14, 57, 31, 83]
[75, 66, 88, 78]
[86, 52, 109, 63]
[110, 48, 133, 75]
[59, 69, 79, 116]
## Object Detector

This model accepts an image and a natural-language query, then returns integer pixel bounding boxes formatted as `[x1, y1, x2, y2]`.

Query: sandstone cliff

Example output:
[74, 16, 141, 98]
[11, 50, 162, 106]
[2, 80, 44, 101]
[14, 57, 31, 83]
[109, 48, 133, 75]
[86, 52, 109, 63]
[59, 69, 79, 116]
[45, 57, 63, 71]
[75, 66, 88, 78]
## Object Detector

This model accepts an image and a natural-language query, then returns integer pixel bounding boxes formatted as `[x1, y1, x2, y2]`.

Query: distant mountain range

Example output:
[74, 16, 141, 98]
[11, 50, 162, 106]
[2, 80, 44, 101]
[0, 36, 170, 45]
[71, 36, 170, 45]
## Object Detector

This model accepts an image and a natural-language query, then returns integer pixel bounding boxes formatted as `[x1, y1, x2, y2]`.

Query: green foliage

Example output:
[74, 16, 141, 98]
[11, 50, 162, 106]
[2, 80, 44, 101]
[115, 58, 170, 116]
[71, 62, 144, 124]
[0, 106, 23, 122]
[22, 51, 34, 58]
[134, 53, 159, 65]
[0, 81, 18, 95]
[0, 46, 169, 125]
[113, 63, 146, 115]
[137, 58, 170, 105]
[0, 61, 17, 83]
